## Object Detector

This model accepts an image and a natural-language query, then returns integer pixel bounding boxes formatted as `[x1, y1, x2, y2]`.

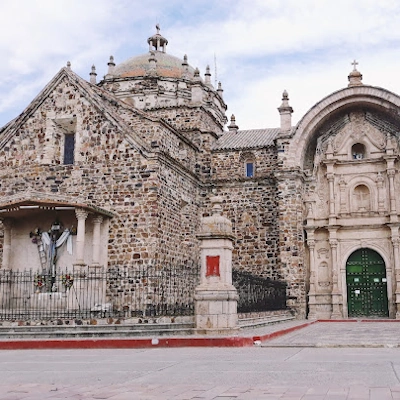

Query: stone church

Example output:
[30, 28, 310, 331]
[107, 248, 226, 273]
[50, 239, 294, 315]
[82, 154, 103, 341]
[1, 26, 400, 320]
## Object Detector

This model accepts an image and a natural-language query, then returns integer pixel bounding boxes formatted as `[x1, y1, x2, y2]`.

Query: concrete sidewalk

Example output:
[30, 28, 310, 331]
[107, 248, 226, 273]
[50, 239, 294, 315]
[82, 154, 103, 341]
[1, 345, 400, 399]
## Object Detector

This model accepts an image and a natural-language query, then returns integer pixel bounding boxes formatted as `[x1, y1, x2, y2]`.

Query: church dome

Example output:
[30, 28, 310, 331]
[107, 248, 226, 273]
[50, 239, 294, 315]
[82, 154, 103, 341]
[113, 51, 195, 79]
[112, 25, 196, 79]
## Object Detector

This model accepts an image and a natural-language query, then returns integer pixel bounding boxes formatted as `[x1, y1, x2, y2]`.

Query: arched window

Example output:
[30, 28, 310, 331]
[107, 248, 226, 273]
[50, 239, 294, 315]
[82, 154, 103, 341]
[352, 143, 366, 160]
[240, 152, 256, 178]
[245, 161, 254, 177]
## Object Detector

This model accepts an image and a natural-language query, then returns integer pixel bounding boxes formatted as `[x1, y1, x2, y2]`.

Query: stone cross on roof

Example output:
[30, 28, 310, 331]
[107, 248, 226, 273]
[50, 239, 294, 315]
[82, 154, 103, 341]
[351, 59, 359, 70]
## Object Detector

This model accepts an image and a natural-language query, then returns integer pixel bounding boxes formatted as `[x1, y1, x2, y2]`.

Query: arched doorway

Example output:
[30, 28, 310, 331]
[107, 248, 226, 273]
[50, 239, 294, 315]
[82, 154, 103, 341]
[346, 248, 389, 318]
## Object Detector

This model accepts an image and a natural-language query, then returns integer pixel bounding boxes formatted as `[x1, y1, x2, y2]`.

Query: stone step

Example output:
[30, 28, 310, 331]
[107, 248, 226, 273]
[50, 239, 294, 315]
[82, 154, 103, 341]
[0, 322, 196, 339]
[0, 327, 195, 339]
[238, 315, 295, 329]
[0, 322, 194, 333]
[0, 313, 295, 339]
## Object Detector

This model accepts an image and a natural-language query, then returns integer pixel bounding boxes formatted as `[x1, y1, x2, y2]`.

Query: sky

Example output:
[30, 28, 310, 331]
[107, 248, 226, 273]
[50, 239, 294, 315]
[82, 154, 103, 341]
[1, 0, 400, 130]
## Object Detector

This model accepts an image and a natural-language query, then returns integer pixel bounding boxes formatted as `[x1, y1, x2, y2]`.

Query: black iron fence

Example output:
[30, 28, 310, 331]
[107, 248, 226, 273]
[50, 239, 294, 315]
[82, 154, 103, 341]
[0, 263, 287, 321]
[232, 269, 287, 313]
[0, 263, 200, 321]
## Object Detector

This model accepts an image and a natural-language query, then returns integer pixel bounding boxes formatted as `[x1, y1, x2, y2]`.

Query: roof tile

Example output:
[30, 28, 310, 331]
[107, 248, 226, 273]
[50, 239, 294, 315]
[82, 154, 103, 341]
[212, 128, 281, 150]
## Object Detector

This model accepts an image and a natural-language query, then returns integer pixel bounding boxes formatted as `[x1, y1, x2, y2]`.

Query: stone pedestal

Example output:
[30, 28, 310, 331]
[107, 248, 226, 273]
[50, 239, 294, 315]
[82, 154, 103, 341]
[194, 196, 238, 334]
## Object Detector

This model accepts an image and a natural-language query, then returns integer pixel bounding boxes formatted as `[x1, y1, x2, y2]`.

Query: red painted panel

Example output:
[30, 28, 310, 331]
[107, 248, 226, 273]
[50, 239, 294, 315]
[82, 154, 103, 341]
[206, 255, 220, 276]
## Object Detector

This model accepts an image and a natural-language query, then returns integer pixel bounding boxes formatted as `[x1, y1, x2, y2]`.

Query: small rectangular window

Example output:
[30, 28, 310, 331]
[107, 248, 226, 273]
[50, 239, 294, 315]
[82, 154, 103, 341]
[246, 162, 254, 177]
[64, 134, 75, 165]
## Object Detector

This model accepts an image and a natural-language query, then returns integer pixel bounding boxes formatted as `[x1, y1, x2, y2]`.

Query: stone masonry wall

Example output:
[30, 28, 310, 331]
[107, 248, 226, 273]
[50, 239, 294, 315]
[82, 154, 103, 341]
[0, 76, 161, 268]
[275, 171, 307, 317]
[209, 146, 281, 279]
[156, 156, 200, 265]
[0, 74, 203, 271]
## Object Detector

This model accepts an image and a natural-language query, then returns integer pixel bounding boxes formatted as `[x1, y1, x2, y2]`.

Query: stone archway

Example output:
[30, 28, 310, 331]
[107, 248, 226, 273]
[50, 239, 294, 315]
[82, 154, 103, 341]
[346, 248, 389, 318]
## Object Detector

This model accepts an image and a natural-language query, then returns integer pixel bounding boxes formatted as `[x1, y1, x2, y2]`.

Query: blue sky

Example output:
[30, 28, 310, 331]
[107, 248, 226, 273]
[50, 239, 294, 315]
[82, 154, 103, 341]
[1, 0, 400, 130]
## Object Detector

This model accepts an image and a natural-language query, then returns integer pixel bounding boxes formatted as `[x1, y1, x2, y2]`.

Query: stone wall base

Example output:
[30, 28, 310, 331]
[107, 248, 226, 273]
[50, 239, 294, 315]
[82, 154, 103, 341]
[194, 288, 238, 334]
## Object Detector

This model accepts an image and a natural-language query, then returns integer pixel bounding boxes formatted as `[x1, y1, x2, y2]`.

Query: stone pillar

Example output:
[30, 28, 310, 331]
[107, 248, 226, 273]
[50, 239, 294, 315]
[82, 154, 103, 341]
[327, 172, 335, 217]
[1, 219, 12, 269]
[339, 175, 347, 214]
[194, 196, 238, 334]
[306, 230, 317, 320]
[376, 172, 385, 214]
[390, 226, 400, 318]
[329, 230, 342, 319]
[385, 155, 397, 223]
[388, 170, 396, 211]
[91, 215, 103, 267]
[74, 208, 89, 267]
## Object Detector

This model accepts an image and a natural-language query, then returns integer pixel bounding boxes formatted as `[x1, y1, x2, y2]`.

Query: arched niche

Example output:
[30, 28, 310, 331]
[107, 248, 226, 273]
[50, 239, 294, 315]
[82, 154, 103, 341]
[283, 86, 400, 173]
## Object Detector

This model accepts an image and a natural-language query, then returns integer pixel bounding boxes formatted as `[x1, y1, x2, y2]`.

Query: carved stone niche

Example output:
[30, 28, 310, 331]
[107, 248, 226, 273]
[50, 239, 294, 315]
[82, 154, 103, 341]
[318, 261, 331, 290]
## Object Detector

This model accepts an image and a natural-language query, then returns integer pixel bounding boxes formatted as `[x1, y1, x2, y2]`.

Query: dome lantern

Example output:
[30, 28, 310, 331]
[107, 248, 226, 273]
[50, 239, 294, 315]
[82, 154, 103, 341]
[147, 24, 168, 53]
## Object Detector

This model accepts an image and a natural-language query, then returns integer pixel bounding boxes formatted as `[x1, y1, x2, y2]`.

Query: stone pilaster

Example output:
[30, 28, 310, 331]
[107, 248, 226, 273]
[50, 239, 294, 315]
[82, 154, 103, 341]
[329, 229, 342, 319]
[194, 196, 238, 334]
[306, 231, 317, 320]
[390, 227, 400, 318]
[385, 156, 398, 223]
[327, 171, 336, 224]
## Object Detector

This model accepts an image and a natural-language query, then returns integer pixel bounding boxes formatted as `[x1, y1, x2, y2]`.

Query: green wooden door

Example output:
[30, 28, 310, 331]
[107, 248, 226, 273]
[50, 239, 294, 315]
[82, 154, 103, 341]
[346, 248, 388, 318]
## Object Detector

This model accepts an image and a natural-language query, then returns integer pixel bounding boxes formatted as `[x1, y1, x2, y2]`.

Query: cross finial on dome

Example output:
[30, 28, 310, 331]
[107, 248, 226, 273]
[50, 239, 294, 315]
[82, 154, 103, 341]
[348, 60, 363, 87]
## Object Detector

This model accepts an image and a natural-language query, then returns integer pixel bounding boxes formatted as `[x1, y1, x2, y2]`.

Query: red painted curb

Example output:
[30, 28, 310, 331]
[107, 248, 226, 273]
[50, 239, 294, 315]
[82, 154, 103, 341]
[253, 320, 317, 343]
[317, 319, 400, 323]
[0, 336, 256, 350]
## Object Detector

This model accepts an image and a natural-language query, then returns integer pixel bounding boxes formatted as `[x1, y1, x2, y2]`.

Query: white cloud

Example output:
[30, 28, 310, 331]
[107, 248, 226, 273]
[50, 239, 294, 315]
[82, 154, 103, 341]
[1, 0, 400, 130]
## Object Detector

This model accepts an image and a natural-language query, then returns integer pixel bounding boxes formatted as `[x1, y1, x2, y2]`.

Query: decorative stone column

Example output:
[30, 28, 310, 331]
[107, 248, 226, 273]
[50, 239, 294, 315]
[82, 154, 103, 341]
[329, 230, 342, 319]
[91, 215, 103, 267]
[194, 196, 238, 334]
[1, 219, 12, 269]
[327, 172, 336, 219]
[339, 175, 347, 214]
[391, 229, 400, 318]
[74, 208, 89, 267]
[376, 172, 385, 214]
[385, 155, 398, 223]
[306, 232, 317, 320]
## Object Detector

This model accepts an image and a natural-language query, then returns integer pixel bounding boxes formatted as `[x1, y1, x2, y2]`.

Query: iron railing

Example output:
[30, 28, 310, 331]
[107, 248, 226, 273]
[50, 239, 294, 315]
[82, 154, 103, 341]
[0, 263, 200, 321]
[232, 269, 287, 313]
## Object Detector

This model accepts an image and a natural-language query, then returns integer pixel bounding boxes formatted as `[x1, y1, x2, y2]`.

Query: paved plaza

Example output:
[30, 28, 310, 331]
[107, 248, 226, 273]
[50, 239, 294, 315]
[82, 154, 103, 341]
[263, 321, 400, 347]
[1, 321, 400, 399]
